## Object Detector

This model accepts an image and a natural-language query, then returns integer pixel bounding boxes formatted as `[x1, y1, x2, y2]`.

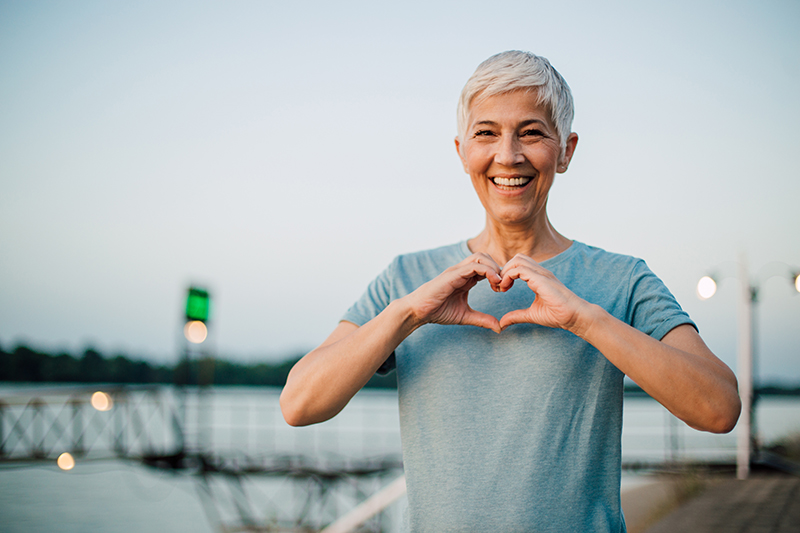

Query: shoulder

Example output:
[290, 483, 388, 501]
[559, 243, 694, 336]
[551, 242, 660, 312]
[553, 241, 646, 279]
[360, 241, 471, 300]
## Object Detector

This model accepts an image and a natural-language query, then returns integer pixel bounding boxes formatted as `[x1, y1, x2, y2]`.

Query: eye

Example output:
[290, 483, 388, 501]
[473, 129, 495, 137]
[521, 128, 545, 137]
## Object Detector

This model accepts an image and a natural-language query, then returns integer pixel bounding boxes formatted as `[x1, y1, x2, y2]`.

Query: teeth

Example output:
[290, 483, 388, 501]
[492, 177, 531, 187]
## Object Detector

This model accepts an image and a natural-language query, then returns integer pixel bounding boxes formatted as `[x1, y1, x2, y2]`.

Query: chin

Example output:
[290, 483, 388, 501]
[489, 210, 537, 227]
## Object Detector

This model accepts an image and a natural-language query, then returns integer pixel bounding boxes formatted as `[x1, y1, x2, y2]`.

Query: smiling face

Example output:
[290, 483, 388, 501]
[456, 89, 578, 230]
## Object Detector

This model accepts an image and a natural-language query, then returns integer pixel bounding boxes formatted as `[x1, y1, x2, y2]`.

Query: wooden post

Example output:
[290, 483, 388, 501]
[320, 475, 407, 533]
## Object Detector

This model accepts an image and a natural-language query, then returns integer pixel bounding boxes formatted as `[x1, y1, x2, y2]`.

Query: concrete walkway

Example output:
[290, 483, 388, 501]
[642, 474, 800, 533]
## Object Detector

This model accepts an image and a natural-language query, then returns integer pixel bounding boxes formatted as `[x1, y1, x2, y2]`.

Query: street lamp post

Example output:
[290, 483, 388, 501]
[736, 259, 754, 481]
[697, 258, 799, 480]
[178, 286, 213, 453]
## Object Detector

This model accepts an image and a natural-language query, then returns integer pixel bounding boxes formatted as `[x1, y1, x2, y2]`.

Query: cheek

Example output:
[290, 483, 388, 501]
[461, 141, 488, 165]
[464, 151, 491, 175]
[533, 176, 556, 200]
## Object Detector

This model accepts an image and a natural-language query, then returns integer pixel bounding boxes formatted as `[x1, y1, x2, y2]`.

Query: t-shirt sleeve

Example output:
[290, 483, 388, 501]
[625, 260, 697, 341]
[341, 258, 397, 374]
[342, 258, 396, 326]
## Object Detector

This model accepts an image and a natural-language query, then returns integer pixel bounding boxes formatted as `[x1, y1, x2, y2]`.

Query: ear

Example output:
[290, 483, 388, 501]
[454, 136, 469, 173]
[557, 132, 579, 174]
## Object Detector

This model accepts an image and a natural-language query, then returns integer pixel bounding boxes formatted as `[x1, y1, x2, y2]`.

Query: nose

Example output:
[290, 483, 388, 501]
[494, 135, 524, 166]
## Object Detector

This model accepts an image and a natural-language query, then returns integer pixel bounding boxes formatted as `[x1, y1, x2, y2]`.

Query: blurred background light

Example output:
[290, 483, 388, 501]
[697, 276, 717, 300]
[57, 452, 75, 471]
[90, 391, 113, 411]
[184, 321, 208, 344]
[185, 287, 210, 323]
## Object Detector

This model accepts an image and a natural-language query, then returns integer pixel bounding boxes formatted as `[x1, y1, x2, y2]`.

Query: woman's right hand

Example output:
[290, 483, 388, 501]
[404, 253, 503, 333]
[281, 253, 502, 427]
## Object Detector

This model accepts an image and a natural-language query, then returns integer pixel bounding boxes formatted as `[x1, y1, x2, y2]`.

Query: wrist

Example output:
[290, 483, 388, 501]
[387, 296, 426, 336]
[569, 302, 608, 341]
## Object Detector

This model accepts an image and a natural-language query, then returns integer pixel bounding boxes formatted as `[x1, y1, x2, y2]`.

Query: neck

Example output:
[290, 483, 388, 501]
[467, 214, 571, 266]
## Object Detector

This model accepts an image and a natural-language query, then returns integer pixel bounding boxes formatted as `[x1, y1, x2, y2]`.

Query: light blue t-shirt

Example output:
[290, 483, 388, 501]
[343, 241, 694, 532]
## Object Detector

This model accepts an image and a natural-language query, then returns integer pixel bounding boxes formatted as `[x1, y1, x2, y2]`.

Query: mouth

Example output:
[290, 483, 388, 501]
[490, 176, 532, 190]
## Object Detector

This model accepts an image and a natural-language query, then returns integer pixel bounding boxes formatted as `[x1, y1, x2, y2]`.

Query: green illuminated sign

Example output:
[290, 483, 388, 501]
[185, 287, 210, 322]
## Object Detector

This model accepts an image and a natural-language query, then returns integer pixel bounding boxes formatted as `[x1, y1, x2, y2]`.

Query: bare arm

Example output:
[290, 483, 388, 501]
[280, 254, 504, 426]
[280, 302, 415, 426]
[499, 255, 740, 434]
[576, 315, 739, 433]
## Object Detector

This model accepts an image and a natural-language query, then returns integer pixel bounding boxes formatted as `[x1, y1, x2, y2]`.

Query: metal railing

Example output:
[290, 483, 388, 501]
[0, 385, 182, 462]
[621, 396, 738, 468]
[0, 385, 404, 532]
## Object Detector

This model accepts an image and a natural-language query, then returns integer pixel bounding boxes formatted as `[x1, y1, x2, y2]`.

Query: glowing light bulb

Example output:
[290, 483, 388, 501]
[184, 320, 208, 344]
[57, 452, 75, 471]
[91, 391, 113, 411]
[697, 276, 717, 300]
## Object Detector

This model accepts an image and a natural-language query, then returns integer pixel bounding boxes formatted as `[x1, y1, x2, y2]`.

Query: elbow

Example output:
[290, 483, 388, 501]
[282, 411, 308, 428]
[697, 394, 741, 434]
[280, 362, 318, 427]
[697, 371, 742, 434]
[279, 381, 335, 427]
[703, 413, 739, 435]
[717, 395, 742, 434]
[279, 386, 312, 427]
[713, 381, 743, 434]
[280, 402, 303, 427]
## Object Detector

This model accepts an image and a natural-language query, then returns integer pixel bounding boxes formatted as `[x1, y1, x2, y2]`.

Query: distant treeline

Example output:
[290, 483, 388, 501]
[3, 343, 799, 395]
[0, 344, 398, 389]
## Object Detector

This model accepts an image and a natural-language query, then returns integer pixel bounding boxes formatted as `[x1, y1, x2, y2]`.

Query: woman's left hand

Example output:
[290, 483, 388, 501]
[497, 254, 591, 333]
[497, 254, 741, 434]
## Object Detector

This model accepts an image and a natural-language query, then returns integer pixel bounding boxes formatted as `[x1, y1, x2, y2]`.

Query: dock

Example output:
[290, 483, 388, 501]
[620, 466, 800, 533]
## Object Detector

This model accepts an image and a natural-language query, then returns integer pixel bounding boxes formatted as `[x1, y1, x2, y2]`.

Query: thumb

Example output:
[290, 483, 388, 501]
[499, 309, 531, 331]
[461, 309, 502, 334]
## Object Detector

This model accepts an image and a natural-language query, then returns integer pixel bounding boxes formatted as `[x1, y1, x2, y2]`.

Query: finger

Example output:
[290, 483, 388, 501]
[502, 257, 562, 288]
[498, 264, 538, 291]
[501, 254, 551, 278]
[457, 252, 501, 271]
[450, 261, 502, 288]
[420, 263, 500, 310]
[460, 251, 502, 269]
[473, 252, 503, 274]
[501, 253, 538, 270]
[457, 253, 502, 287]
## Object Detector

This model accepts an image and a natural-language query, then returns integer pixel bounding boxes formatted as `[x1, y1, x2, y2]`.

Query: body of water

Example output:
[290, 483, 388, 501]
[1, 384, 798, 532]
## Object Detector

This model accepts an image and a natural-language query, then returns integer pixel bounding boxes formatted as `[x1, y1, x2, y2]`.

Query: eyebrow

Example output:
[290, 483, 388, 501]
[473, 119, 548, 128]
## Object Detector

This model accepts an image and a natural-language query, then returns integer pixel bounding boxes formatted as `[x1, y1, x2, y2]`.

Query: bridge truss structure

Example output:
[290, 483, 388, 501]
[0, 386, 404, 533]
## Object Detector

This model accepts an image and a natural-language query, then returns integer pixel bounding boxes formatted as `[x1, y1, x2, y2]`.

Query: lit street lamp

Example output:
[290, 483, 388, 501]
[178, 286, 212, 388]
[698, 257, 800, 480]
[184, 287, 210, 343]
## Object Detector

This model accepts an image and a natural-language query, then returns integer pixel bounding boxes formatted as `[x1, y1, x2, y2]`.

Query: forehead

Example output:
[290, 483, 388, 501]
[468, 89, 553, 127]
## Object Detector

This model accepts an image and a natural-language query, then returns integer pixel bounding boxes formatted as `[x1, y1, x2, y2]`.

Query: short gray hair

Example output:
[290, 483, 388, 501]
[457, 51, 575, 149]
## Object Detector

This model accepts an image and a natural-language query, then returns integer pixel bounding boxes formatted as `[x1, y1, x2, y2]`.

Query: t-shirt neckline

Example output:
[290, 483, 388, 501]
[457, 239, 580, 268]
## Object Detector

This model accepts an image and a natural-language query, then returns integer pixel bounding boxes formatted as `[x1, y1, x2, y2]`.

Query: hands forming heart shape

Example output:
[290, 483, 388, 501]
[410, 252, 589, 335]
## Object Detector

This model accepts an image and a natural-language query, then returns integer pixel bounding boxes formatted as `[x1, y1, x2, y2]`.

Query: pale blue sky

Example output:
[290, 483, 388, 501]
[1, 1, 798, 383]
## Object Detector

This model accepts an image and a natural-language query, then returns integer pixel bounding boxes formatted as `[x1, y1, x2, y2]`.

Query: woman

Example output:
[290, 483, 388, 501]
[280, 51, 740, 532]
